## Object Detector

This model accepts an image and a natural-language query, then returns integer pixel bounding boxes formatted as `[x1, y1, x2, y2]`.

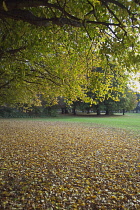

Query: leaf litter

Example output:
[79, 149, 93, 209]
[0, 120, 139, 210]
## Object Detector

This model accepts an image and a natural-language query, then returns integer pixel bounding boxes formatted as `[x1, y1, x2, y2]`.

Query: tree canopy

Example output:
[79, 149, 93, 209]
[0, 0, 140, 105]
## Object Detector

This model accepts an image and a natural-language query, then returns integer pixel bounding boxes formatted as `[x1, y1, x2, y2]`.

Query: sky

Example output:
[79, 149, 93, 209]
[129, 73, 140, 93]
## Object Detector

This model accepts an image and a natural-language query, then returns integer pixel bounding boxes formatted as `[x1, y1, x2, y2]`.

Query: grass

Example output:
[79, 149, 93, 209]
[25, 113, 140, 133]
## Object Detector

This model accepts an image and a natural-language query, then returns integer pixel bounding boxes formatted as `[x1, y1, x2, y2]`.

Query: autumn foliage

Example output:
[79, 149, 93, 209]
[0, 120, 139, 209]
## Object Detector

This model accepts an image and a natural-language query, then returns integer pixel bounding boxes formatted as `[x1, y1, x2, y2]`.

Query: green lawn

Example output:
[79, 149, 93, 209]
[28, 113, 140, 132]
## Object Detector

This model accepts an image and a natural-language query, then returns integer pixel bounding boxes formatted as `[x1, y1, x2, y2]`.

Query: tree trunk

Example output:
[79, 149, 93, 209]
[96, 104, 100, 115]
[105, 109, 109, 115]
[97, 109, 100, 116]
[87, 109, 90, 114]
[64, 108, 69, 114]
[61, 108, 64, 114]
[72, 108, 76, 115]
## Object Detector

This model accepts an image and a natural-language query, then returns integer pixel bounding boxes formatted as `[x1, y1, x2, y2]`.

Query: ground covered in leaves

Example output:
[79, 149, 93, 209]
[0, 120, 140, 210]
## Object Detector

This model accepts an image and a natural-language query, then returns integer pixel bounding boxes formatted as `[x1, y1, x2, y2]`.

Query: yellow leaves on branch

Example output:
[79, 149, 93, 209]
[0, 120, 139, 209]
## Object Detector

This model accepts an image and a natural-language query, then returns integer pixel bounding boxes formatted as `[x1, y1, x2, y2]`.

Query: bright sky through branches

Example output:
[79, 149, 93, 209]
[130, 73, 140, 93]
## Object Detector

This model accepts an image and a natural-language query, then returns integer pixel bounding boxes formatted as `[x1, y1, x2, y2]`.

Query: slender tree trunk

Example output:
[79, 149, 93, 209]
[96, 104, 100, 115]
[61, 108, 64, 114]
[64, 108, 69, 114]
[96, 108, 100, 116]
[87, 108, 90, 114]
[105, 109, 109, 115]
[72, 108, 76, 115]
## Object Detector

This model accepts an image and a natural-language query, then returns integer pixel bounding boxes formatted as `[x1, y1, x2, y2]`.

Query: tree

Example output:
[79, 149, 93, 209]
[135, 94, 140, 113]
[57, 97, 69, 114]
[0, 0, 139, 105]
[117, 89, 138, 114]
[98, 88, 137, 115]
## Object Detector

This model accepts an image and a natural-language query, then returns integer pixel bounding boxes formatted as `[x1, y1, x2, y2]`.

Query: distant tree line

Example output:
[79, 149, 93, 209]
[0, 89, 138, 118]
[60, 89, 138, 116]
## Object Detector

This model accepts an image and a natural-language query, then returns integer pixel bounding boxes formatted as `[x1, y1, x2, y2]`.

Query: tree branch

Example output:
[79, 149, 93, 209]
[0, 9, 82, 27]
[0, 10, 50, 26]
[6, 46, 27, 55]
[23, 79, 42, 86]
[99, 0, 131, 15]
[0, 0, 127, 28]
[26, 67, 62, 86]
[0, 78, 15, 89]
[0, 46, 27, 59]
[0, 0, 49, 11]
[0, 8, 122, 27]
[101, 1, 124, 26]
[86, 20, 120, 27]
[0, 0, 80, 21]
[0, 0, 138, 38]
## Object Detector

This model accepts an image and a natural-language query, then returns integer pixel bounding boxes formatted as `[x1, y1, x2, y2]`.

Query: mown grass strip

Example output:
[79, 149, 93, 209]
[23, 113, 140, 132]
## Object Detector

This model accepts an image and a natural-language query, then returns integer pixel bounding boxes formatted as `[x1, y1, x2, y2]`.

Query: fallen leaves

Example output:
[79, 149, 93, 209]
[0, 119, 140, 209]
